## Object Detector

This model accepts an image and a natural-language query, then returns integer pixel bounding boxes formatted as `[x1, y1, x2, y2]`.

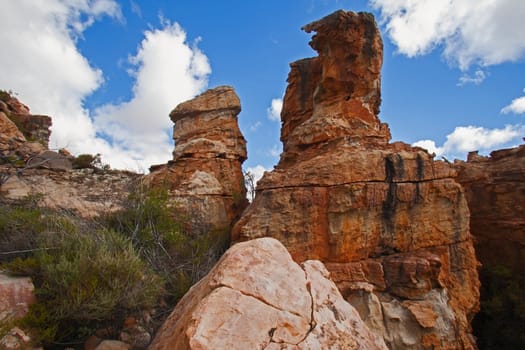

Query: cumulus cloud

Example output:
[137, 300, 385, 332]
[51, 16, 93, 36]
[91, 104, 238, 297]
[0, 0, 125, 163]
[0, 0, 210, 171]
[267, 98, 283, 121]
[501, 88, 525, 115]
[371, 0, 525, 69]
[413, 124, 525, 159]
[93, 21, 211, 169]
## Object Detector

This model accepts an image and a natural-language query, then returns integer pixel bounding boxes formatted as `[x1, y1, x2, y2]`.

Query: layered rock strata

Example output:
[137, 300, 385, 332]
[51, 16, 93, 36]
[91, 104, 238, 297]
[149, 237, 388, 350]
[232, 11, 479, 349]
[146, 86, 247, 234]
[455, 145, 525, 346]
[455, 145, 525, 274]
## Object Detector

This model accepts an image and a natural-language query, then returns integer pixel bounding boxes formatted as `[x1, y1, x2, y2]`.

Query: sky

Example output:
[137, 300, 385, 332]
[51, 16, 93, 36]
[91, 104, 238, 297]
[1, 0, 524, 182]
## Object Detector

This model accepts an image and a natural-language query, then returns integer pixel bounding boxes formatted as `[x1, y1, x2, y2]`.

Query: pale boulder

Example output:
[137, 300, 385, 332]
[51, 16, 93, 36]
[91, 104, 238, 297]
[148, 237, 387, 350]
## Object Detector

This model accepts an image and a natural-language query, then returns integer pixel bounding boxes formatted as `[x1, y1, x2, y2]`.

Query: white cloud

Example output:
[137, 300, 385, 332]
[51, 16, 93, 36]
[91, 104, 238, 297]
[267, 98, 283, 121]
[93, 21, 211, 169]
[245, 165, 270, 186]
[0, 0, 210, 172]
[371, 0, 525, 69]
[501, 88, 525, 114]
[457, 69, 487, 86]
[0, 0, 118, 155]
[413, 124, 525, 159]
[412, 139, 443, 156]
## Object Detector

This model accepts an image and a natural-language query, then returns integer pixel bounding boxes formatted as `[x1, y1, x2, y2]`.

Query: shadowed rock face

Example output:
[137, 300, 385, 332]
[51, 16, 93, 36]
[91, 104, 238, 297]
[232, 11, 479, 349]
[456, 145, 525, 274]
[455, 145, 525, 348]
[146, 86, 247, 234]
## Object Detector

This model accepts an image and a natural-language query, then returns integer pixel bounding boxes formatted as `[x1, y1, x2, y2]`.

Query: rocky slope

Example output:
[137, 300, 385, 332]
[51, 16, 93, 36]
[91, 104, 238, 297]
[0, 92, 139, 218]
[232, 11, 479, 349]
[146, 86, 247, 234]
[149, 237, 388, 350]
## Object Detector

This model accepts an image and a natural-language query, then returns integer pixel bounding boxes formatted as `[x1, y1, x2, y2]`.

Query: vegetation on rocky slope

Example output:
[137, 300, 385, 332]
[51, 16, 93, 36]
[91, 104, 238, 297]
[0, 187, 228, 347]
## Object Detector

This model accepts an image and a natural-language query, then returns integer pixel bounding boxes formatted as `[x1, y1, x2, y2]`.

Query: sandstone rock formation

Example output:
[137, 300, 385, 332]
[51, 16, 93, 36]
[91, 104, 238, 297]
[146, 86, 247, 234]
[232, 11, 479, 349]
[455, 145, 525, 274]
[149, 237, 388, 350]
[0, 92, 49, 161]
[455, 144, 525, 347]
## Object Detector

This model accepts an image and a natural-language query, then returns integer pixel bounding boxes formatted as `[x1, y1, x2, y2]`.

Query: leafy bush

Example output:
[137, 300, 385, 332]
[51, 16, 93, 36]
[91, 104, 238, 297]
[0, 199, 163, 346]
[0, 195, 49, 262]
[106, 185, 229, 303]
[0, 186, 230, 346]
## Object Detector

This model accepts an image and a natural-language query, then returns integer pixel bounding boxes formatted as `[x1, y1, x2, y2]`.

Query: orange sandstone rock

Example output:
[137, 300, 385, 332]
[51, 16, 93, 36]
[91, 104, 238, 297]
[146, 86, 247, 234]
[232, 11, 479, 349]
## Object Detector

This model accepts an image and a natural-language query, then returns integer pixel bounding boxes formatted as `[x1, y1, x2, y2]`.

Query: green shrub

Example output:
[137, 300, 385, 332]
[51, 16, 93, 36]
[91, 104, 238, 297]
[106, 185, 229, 303]
[3, 228, 163, 345]
[0, 196, 50, 262]
[0, 199, 164, 346]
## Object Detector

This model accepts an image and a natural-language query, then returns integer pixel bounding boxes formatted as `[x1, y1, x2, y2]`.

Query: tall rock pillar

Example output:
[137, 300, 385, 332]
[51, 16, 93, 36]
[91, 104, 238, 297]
[232, 11, 479, 350]
[147, 86, 247, 235]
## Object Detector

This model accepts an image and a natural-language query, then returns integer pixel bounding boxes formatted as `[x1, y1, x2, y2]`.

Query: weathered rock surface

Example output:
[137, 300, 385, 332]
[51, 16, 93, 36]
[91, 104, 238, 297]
[1, 168, 139, 218]
[455, 145, 525, 273]
[149, 237, 387, 350]
[232, 11, 479, 349]
[0, 93, 49, 161]
[455, 144, 525, 347]
[146, 86, 247, 234]
[0, 273, 35, 323]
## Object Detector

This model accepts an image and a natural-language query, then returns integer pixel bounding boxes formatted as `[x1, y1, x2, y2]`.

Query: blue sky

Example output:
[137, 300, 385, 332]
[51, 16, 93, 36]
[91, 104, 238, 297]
[1, 1, 524, 178]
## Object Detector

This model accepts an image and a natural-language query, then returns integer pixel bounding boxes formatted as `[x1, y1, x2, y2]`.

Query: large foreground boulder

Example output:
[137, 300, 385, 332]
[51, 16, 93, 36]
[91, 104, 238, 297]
[232, 11, 479, 349]
[149, 237, 387, 350]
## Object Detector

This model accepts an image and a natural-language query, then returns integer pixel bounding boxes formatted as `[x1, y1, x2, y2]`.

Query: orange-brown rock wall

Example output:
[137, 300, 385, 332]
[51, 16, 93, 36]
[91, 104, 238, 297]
[232, 11, 479, 350]
[456, 146, 525, 272]
[455, 145, 525, 348]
